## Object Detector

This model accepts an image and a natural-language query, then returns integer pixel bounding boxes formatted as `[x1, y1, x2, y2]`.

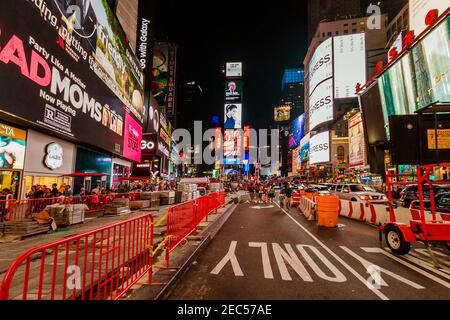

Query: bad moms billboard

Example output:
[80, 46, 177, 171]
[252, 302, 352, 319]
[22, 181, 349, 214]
[0, 0, 144, 160]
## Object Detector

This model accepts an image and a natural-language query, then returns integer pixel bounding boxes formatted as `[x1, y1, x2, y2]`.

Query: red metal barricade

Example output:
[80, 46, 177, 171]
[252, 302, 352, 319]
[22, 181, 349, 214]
[164, 192, 226, 267]
[0, 192, 148, 224]
[0, 214, 153, 300]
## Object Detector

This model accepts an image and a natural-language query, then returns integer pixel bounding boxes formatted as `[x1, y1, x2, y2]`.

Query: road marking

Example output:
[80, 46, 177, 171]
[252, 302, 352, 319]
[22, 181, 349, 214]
[362, 247, 450, 289]
[249, 242, 274, 279]
[340, 246, 424, 289]
[297, 245, 347, 283]
[272, 243, 313, 282]
[274, 202, 389, 300]
[210, 241, 244, 276]
[250, 205, 275, 210]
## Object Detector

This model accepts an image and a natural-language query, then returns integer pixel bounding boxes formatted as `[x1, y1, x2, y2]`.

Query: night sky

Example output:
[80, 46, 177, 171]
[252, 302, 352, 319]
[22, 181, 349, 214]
[155, 0, 308, 130]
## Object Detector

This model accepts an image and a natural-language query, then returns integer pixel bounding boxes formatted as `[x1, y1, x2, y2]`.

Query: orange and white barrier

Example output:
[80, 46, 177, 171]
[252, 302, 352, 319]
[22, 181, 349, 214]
[291, 192, 301, 207]
[298, 196, 316, 221]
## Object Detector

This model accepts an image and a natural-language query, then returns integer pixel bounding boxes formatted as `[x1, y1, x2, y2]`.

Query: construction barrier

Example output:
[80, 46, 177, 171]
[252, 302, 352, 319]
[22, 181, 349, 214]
[165, 192, 226, 267]
[291, 192, 301, 207]
[298, 196, 316, 221]
[0, 214, 154, 300]
[316, 195, 340, 227]
[298, 195, 450, 226]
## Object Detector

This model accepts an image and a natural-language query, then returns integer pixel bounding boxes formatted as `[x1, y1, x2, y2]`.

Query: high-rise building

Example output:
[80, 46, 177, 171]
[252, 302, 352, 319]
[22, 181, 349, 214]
[281, 69, 305, 119]
[308, 0, 408, 45]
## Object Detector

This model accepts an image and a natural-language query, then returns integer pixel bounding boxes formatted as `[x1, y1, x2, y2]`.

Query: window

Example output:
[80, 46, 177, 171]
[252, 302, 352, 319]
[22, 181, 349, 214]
[344, 23, 348, 27]
[327, 32, 332, 36]
[352, 22, 357, 26]
[342, 186, 350, 193]
[337, 185, 344, 192]
[337, 146, 345, 163]
[335, 31, 339, 35]
[352, 29, 357, 33]
[322, 32, 325, 37]
[344, 30, 348, 34]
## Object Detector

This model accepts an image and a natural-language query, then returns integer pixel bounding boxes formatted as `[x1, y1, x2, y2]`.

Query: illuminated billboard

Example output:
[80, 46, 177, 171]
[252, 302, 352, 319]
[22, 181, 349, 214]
[309, 131, 330, 165]
[289, 114, 306, 149]
[225, 80, 243, 103]
[0, 0, 145, 161]
[309, 78, 333, 131]
[300, 133, 310, 162]
[224, 104, 242, 129]
[223, 130, 243, 158]
[348, 113, 366, 167]
[409, 0, 449, 36]
[308, 38, 333, 96]
[334, 33, 366, 98]
[0, 122, 26, 170]
[274, 105, 292, 122]
[378, 16, 450, 140]
[292, 146, 301, 174]
[226, 62, 243, 78]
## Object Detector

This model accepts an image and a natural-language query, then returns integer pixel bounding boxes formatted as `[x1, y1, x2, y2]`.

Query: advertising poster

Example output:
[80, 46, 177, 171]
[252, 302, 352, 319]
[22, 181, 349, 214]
[309, 131, 330, 165]
[300, 133, 310, 162]
[308, 38, 333, 96]
[348, 113, 366, 167]
[226, 62, 243, 78]
[152, 43, 169, 109]
[292, 146, 300, 174]
[223, 130, 243, 158]
[123, 114, 143, 162]
[334, 33, 366, 99]
[0, 123, 27, 170]
[274, 105, 291, 122]
[309, 78, 334, 131]
[411, 17, 450, 111]
[224, 104, 242, 129]
[289, 114, 306, 149]
[0, 0, 145, 159]
[409, 0, 449, 36]
[225, 80, 243, 103]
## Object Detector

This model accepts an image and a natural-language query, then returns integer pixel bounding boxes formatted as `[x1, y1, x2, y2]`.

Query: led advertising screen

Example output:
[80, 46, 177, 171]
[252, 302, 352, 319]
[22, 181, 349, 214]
[151, 43, 177, 116]
[224, 104, 242, 129]
[411, 16, 450, 110]
[274, 105, 291, 122]
[0, 122, 27, 170]
[226, 62, 243, 78]
[289, 114, 306, 149]
[309, 131, 330, 165]
[334, 33, 366, 99]
[358, 82, 387, 145]
[292, 146, 301, 174]
[378, 53, 416, 139]
[308, 38, 333, 96]
[409, 0, 449, 36]
[225, 80, 243, 103]
[223, 130, 243, 158]
[348, 113, 365, 167]
[300, 133, 310, 162]
[0, 0, 147, 160]
[309, 78, 333, 131]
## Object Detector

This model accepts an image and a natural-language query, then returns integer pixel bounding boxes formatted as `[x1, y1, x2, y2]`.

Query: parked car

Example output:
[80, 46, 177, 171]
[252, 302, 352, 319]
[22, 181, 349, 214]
[330, 184, 388, 204]
[399, 184, 450, 208]
[410, 192, 450, 215]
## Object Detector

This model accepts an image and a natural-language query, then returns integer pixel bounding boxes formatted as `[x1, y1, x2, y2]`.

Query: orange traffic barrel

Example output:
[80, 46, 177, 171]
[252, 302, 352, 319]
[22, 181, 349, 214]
[316, 195, 340, 227]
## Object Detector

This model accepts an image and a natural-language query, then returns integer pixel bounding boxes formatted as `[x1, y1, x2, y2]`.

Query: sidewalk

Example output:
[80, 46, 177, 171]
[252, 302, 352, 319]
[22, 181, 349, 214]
[0, 205, 170, 275]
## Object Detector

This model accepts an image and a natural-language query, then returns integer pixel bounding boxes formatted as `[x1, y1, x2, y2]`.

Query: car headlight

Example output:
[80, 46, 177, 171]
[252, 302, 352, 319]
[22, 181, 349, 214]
[360, 195, 369, 201]
[382, 195, 388, 200]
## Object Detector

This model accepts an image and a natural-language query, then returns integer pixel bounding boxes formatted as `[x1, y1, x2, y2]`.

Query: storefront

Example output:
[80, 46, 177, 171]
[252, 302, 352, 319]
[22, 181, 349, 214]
[22, 130, 76, 198]
[0, 122, 27, 198]
[74, 147, 112, 194]
[112, 157, 132, 188]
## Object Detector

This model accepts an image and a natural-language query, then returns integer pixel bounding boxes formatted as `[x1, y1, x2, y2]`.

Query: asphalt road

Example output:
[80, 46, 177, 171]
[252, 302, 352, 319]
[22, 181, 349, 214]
[167, 200, 450, 300]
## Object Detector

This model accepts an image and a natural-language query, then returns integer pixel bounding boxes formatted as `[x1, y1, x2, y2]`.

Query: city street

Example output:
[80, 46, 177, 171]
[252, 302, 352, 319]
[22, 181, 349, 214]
[168, 202, 450, 300]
